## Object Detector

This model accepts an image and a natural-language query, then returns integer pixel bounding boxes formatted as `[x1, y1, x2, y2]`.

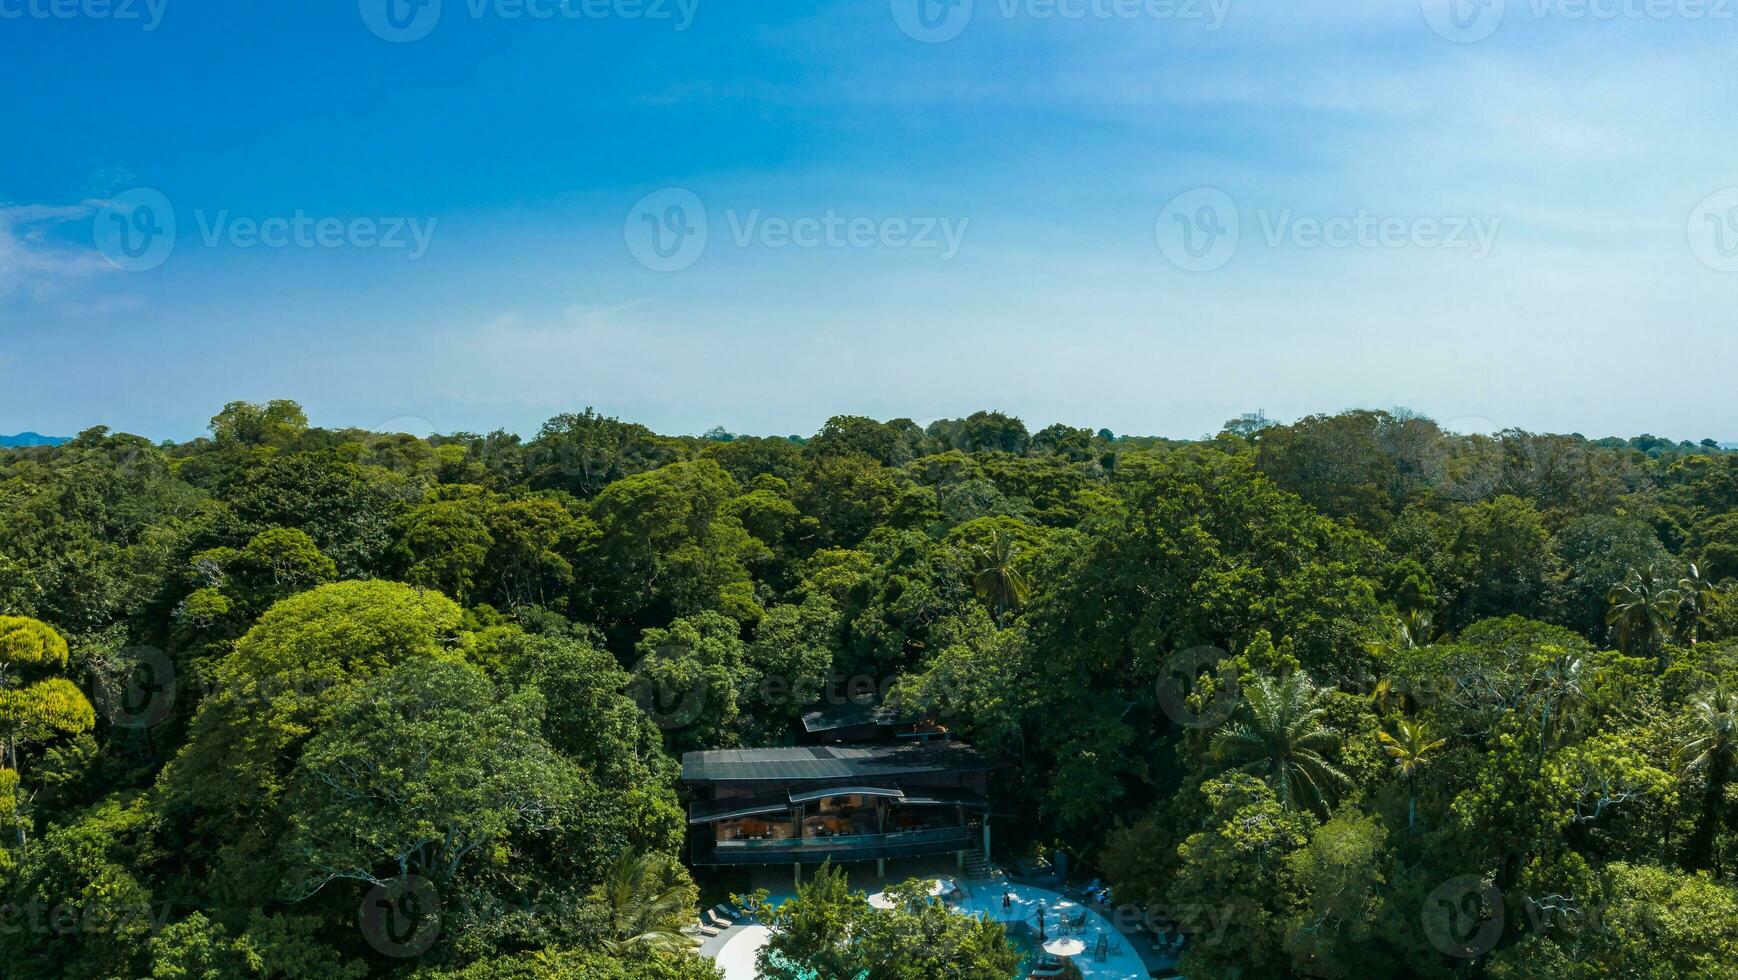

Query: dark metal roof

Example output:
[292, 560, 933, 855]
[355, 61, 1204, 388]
[688, 783, 992, 824]
[800, 701, 911, 733]
[681, 743, 990, 784]
[788, 785, 906, 804]
[893, 787, 990, 809]
[688, 792, 793, 825]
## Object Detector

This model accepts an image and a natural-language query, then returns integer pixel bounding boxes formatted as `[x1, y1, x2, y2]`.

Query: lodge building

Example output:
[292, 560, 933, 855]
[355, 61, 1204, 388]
[680, 706, 994, 878]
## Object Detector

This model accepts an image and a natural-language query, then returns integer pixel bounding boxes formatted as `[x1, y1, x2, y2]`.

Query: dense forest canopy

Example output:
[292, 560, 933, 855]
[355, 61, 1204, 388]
[4, 399, 1738, 978]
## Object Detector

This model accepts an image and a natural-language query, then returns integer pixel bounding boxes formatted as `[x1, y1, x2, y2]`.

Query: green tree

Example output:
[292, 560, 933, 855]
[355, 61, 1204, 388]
[969, 528, 1032, 621]
[1679, 687, 1738, 872]
[1677, 562, 1722, 646]
[0, 616, 96, 845]
[587, 847, 698, 955]
[1377, 718, 1445, 832]
[281, 658, 582, 897]
[394, 493, 494, 604]
[1172, 774, 1312, 979]
[1606, 565, 1681, 669]
[1213, 673, 1352, 816]
[753, 864, 1020, 980]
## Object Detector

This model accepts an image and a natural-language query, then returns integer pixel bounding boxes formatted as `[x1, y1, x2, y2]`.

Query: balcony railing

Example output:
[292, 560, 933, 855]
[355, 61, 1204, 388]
[698, 825, 975, 865]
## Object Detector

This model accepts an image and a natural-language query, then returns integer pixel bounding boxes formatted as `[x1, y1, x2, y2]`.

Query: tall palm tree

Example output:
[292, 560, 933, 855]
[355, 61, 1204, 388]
[1363, 609, 1438, 661]
[589, 848, 699, 954]
[1213, 673, 1352, 816]
[1607, 566, 1681, 671]
[1532, 649, 1587, 762]
[971, 530, 1031, 621]
[1680, 688, 1738, 873]
[1677, 563, 1721, 647]
[1378, 718, 1446, 833]
[1365, 609, 1441, 715]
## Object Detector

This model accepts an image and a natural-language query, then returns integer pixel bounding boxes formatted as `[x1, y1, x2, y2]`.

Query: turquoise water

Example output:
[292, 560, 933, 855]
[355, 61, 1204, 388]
[1006, 922, 1040, 977]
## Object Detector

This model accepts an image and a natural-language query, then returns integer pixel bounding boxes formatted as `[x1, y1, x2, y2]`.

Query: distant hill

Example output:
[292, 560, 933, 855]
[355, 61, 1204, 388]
[0, 432, 70, 448]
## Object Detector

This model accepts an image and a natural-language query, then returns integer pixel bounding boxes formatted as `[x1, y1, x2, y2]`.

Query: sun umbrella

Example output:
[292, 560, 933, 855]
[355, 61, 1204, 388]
[1043, 937, 1087, 959]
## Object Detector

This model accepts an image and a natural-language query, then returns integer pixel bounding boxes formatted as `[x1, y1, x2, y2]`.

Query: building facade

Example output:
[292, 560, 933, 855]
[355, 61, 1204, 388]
[681, 741, 994, 876]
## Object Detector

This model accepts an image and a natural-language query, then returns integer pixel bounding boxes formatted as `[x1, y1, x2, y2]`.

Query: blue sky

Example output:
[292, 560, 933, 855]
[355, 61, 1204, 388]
[3, 0, 1736, 442]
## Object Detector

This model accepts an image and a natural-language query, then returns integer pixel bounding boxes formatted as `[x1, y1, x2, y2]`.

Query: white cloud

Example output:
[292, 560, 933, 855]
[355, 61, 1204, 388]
[0, 201, 112, 309]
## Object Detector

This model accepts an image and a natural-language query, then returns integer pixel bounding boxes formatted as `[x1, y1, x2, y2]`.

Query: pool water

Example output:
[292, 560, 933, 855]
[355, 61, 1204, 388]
[1005, 922, 1041, 977]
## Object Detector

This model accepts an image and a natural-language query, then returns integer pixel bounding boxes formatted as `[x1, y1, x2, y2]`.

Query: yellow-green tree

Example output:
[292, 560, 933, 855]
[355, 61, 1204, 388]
[0, 616, 96, 845]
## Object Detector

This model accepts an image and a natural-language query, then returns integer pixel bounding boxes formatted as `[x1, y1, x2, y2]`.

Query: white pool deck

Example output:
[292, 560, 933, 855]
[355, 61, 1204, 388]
[709, 876, 1152, 980]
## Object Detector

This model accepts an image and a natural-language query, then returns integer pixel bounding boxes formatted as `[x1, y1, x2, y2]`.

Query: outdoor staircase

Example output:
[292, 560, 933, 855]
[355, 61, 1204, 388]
[963, 844, 1002, 881]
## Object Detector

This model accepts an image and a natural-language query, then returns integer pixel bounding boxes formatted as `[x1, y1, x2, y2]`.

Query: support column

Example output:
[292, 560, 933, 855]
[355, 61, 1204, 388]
[877, 858, 886, 878]
[983, 817, 991, 865]
[956, 803, 968, 871]
[794, 862, 802, 888]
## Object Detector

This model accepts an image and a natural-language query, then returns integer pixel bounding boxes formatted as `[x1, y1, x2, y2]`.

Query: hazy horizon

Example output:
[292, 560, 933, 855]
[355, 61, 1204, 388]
[2, 402, 1730, 449]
